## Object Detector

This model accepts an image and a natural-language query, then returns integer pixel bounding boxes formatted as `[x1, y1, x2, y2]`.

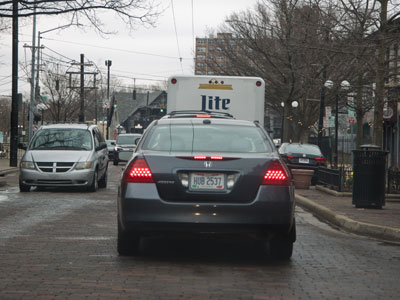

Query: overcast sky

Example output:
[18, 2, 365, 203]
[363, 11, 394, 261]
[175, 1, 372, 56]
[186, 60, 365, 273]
[0, 0, 258, 97]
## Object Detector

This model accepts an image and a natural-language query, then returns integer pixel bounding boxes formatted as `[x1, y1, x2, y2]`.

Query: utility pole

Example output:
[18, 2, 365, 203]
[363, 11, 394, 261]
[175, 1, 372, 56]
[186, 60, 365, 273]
[105, 60, 112, 139]
[79, 54, 85, 122]
[10, 0, 19, 167]
[28, 5, 37, 142]
[67, 55, 96, 123]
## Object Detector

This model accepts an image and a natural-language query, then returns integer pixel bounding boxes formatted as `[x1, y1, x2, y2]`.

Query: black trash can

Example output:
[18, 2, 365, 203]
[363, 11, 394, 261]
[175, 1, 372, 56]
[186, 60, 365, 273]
[352, 144, 388, 209]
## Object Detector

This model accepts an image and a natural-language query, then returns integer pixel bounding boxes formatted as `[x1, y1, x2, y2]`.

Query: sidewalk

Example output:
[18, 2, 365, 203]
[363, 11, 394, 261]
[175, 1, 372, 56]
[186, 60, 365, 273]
[0, 157, 399, 242]
[0, 158, 19, 187]
[296, 186, 400, 242]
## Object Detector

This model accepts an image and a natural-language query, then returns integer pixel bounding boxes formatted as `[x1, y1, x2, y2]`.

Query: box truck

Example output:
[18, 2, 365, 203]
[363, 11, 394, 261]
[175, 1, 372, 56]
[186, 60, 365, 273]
[167, 75, 265, 127]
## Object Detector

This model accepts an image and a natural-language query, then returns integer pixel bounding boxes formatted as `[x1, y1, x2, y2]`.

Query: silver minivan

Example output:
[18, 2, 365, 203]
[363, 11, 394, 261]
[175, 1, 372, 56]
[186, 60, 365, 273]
[18, 123, 108, 192]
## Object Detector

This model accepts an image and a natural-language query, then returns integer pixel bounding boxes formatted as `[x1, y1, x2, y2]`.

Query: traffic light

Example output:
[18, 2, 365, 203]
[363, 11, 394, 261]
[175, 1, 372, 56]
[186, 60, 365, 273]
[160, 104, 165, 113]
[113, 99, 118, 109]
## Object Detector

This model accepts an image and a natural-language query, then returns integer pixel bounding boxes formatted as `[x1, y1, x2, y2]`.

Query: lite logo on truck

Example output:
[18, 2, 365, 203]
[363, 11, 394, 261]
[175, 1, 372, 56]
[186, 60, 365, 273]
[201, 95, 230, 110]
[199, 79, 232, 111]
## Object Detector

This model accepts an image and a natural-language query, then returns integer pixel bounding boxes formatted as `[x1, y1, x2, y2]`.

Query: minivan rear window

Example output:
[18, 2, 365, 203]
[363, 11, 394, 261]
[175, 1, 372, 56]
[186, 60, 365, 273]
[142, 124, 273, 153]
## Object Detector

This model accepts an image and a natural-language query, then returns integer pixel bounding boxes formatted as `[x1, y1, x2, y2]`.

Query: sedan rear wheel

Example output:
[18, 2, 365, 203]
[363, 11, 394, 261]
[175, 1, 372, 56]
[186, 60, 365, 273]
[117, 219, 140, 256]
[268, 221, 296, 260]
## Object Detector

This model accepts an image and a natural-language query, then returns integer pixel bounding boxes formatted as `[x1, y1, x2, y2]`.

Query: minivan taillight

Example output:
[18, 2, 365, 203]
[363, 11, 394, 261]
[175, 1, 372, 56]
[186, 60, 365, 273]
[123, 158, 154, 183]
[262, 161, 290, 186]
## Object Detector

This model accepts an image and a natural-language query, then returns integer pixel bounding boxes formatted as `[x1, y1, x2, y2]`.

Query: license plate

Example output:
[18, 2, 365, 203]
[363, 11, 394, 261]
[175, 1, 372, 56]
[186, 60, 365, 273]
[299, 158, 309, 164]
[190, 173, 225, 190]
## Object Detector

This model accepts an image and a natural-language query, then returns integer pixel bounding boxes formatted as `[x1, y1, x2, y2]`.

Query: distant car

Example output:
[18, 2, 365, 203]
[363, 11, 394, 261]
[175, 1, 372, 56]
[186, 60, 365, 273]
[113, 133, 142, 165]
[106, 140, 116, 160]
[18, 123, 109, 192]
[117, 111, 296, 259]
[278, 143, 326, 185]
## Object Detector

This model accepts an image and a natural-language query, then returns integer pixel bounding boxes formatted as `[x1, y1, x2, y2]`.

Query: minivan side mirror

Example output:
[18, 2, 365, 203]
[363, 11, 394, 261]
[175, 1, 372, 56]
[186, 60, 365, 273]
[18, 143, 27, 150]
[96, 143, 107, 151]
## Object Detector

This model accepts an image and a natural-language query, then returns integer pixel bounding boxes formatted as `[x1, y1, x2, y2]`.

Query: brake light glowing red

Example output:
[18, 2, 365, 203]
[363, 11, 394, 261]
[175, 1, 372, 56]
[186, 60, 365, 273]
[123, 158, 154, 183]
[210, 156, 223, 160]
[287, 155, 293, 160]
[171, 78, 177, 84]
[196, 114, 211, 118]
[262, 161, 290, 186]
[194, 156, 207, 160]
[315, 157, 326, 163]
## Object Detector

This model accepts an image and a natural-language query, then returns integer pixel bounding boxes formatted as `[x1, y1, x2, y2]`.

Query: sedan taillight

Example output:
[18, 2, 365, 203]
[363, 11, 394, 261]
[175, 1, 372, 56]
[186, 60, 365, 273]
[315, 157, 326, 164]
[262, 161, 290, 186]
[122, 158, 154, 183]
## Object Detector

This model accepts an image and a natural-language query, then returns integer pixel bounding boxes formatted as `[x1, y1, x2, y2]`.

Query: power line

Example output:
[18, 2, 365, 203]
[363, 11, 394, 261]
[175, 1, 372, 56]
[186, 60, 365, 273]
[40, 36, 192, 60]
[170, 0, 184, 73]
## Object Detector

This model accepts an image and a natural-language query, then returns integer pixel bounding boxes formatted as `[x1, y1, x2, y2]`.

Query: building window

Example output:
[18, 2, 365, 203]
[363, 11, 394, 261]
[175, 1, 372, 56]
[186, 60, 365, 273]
[216, 56, 224, 60]
[217, 63, 224, 67]
[197, 47, 206, 52]
[197, 63, 205, 67]
[197, 39, 206, 44]
[197, 55, 206, 60]
[196, 71, 203, 75]
[208, 72, 214, 75]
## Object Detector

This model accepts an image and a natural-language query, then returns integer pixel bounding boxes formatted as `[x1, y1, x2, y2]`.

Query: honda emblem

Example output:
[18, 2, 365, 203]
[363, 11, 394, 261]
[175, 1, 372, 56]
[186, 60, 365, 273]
[204, 161, 212, 168]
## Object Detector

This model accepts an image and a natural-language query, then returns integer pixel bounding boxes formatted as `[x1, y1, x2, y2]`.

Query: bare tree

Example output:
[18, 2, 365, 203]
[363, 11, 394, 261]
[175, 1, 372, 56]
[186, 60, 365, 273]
[220, 0, 344, 142]
[0, 1, 161, 34]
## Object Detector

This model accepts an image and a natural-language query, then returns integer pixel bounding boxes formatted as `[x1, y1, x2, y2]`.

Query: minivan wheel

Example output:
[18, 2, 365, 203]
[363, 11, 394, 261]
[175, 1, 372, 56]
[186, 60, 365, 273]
[98, 168, 108, 188]
[19, 180, 30, 192]
[87, 170, 98, 192]
[117, 219, 140, 256]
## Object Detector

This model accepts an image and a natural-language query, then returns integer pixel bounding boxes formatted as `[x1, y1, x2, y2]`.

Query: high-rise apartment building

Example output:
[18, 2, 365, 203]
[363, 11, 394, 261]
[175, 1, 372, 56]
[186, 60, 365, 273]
[194, 33, 234, 75]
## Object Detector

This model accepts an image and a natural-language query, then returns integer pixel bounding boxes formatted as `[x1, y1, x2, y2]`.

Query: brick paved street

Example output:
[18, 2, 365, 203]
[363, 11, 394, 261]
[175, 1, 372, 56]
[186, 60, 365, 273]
[0, 163, 399, 299]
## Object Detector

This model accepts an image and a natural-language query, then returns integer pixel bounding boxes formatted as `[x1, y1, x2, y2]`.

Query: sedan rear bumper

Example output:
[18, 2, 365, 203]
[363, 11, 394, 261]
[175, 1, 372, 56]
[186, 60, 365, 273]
[118, 183, 295, 234]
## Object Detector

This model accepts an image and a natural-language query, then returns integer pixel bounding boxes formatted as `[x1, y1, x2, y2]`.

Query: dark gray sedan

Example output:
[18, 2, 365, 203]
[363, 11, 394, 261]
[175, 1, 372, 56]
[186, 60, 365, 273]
[117, 112, 296, 259]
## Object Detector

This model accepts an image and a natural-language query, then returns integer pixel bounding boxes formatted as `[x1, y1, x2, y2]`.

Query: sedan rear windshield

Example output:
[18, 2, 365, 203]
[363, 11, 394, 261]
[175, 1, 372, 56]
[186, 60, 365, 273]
[282, 144, 322, 156]
[142, 124, 274, 153]
[117, 135, 141, 145]
[30, 128, 93, 150]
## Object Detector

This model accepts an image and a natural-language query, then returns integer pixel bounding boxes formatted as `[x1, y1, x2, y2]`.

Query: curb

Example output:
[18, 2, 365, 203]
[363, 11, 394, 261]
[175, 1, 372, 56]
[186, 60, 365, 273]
[0, 168, 19, 177]
[316, 185, 400, 203]
[295, 193, 400, 242]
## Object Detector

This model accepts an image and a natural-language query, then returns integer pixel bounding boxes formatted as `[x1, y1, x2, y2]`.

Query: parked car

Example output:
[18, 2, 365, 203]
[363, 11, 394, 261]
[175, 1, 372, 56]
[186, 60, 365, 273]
[113, 133, 142, 165]
[106, 139, 116, 160]
[278, 142, 326, 184]
[18, 123, 108, 192]
[117, 111, 296, 259]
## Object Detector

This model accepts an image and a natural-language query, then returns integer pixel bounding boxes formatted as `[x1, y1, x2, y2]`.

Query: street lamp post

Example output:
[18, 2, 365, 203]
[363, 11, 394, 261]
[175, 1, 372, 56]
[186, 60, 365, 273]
[105, 60, 112, 139]
[280, 100, 299, 143]
[324, 80, 350, 168]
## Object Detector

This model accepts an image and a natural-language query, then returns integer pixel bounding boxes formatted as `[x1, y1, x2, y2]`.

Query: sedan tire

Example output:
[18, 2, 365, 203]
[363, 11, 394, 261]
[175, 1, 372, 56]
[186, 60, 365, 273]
[268, 221, 296, 260]
[117, 219, 140, 256]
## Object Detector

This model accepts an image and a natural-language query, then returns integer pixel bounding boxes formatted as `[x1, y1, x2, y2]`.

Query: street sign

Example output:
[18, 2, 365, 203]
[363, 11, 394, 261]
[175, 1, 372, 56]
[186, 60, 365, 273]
[348, 118, 355, 124]
[325, 106, 331, 117]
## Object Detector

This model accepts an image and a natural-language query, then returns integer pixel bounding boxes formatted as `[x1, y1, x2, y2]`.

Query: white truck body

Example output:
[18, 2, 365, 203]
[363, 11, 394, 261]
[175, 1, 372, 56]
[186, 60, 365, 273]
[167, 75, 265, 127]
